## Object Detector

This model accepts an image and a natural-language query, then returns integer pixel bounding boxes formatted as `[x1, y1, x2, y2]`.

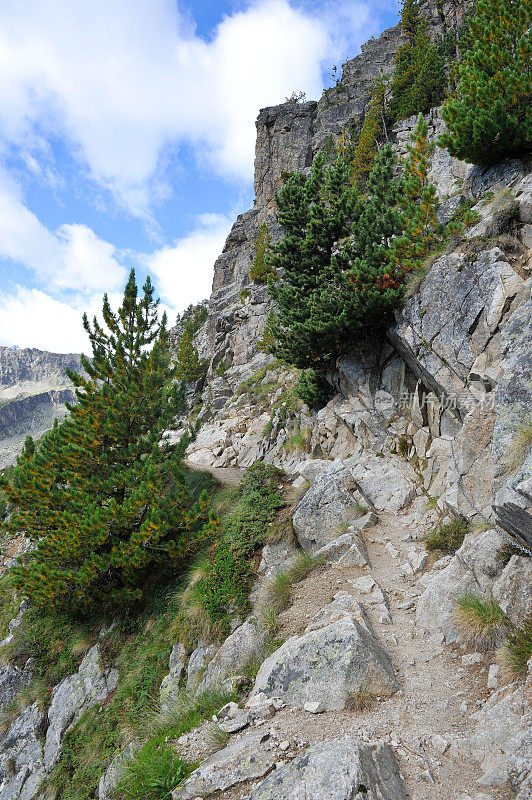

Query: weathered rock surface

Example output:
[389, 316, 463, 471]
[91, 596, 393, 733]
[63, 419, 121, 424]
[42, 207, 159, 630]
[0, 661, 32, 711]
[0, 703, 46, 800]
[44, 645, 119, 770]
[196, 620, 264, 694]
[248, 737, 407, 800]
[186, 641, 217, 690]
[171, 729, 278, 799]
[160, 642, 186, 712]
[252, 618, 398, 710]
[98, 742, 138, 800]
[492, 556, 532, 626]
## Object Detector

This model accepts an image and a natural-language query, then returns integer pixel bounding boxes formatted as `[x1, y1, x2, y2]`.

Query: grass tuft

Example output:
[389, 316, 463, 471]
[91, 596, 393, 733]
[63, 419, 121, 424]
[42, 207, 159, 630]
[344, 688, 375, 712]
[425, 517, 468, 555]
[454, 593, 509, 650]
[499, 616, 532, 681]
[115, 738, 191, 800]
[206, 724, 230, 751]
[506, 416, 532, 473]
[266, 571, 291, 612]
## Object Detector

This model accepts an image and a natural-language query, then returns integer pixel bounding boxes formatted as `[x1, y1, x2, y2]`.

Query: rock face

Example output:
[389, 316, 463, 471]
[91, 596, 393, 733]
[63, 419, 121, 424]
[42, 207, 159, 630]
[249, 737, 407, 800]
[252, 618, 398, 711]
[196, 620, 264, 694]
[0, 703, 46, 800]
[0, 345, 81, 468]
[44, 645, 119, 770]
[159, 642, 186, 712]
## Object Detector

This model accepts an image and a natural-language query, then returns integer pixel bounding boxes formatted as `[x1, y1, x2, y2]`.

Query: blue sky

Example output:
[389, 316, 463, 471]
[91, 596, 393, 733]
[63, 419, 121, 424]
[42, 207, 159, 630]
[0, 0, 398, 353]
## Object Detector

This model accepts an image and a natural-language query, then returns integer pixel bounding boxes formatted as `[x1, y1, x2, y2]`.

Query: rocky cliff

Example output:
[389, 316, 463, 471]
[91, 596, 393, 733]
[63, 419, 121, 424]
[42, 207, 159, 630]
[0, 6, 531, 800]
[0, 347, 81, 469]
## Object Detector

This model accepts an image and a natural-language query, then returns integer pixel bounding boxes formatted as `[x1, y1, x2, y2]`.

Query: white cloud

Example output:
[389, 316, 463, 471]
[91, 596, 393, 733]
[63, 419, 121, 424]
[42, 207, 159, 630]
[144, 213, 234, 310]
[0, 0, 379, 213]
[0, 169, 126, 292]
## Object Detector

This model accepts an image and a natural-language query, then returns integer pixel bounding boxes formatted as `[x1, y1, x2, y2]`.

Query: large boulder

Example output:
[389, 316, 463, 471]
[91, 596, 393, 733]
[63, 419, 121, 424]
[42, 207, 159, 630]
[44, 646, 119, 770]
[248, 737, 407, 800]
[492, 556, 532, 627]
[292, 464, 359, 552]
[171, 728, 278, 799]
[347, 453, 417, 513]
[196, 621, 264, 694]
[416, 554, 479, 643]
[251, 618, 398, 711]
[186, 641, 217, 690]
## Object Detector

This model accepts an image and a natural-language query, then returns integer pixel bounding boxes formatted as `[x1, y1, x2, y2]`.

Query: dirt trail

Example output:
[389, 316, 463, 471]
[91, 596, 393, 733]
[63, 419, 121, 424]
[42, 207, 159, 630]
[214, 507, 513, 800]
[186, 460, 244, 486]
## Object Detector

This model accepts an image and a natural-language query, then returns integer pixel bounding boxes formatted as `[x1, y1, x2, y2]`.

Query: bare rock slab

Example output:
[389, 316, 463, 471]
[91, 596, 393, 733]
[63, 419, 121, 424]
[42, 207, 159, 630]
[248, 737, 407, 800]
[251, 618, 398, 711]
[171, 729, 277, 799]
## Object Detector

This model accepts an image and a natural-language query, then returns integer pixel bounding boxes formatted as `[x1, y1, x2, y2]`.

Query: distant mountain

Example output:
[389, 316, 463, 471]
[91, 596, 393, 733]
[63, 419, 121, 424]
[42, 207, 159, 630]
[0, 346, 82, 468]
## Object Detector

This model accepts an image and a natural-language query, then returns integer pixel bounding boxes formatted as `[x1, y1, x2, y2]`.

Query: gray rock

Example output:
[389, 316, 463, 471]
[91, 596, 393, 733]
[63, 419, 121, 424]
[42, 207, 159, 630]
[437, 193, 466, 225]
[492, 556, 532, 627]
[314, 531, 369, 567]
[251, 618, 398, 711]
[248, 737, 407, 800]
[196, 621, 264, 694]
[160, 642, 186, 712]
[516, 173, 532, 223]
[305, 592, 373, 635]
[0, 662, 32, 712]
[44, 645, 119, 770]
[0, 703, 46, 800]
[171, 729, 278, 799]
[292, 464, 361, 552]
[98, 742, 138, 800]
[463, 159, 525, 200]
[347, 453, 417, 514]
[186, 642, 217, 690]
[416, 556, 479, 643]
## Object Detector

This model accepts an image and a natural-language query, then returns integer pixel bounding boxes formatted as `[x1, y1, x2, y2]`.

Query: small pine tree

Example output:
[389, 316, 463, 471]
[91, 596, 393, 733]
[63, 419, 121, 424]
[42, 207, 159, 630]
[2, 271, 212, 614]
[249, 223, 274, 283]
[440, 0, 532, 164]
[175, 318, 207, 382]
[391, 115, 440, 272]
[351, 77, 386, 187]
[389, 0, 446, 122]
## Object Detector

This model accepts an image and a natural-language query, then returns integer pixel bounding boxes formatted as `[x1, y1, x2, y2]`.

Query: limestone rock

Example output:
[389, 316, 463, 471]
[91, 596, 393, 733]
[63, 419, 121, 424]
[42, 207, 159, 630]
[160, 643, 186, 712]
[171, 729, 278, 799]
[416, 556, 479, 643]
[0, 703, 46, 800]
[44, 646, 119, 770]
[463, 158, 525, 200]
[492, 556, 532, 627]
[248, 737, 407, 800]
[292, 464, 360, 552]
[196, 620, 264, 694]
[186, 642, 217, 690]
[251, 618, 398, 711]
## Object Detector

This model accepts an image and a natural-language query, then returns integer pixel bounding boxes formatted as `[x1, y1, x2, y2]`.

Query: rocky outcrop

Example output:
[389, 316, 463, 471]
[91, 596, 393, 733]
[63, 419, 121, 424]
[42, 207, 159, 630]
[248, 738, 407, 800]
[159, 642, 186, 712]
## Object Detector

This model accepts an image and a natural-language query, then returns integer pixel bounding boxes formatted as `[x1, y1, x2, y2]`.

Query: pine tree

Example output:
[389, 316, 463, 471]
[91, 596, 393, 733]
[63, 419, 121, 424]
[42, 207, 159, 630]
[440, 0, 532, 164]
[175, 318, 207, 382]
[1, 271, 211, 614]
[351, 77, 386, 188]
[389, 0, 446, 122]
[249, 223, 274, 283]
[391, 115, 440, 272]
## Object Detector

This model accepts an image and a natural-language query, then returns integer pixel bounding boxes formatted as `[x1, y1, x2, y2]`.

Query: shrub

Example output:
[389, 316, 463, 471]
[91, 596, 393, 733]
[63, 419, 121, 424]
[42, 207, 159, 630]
[388, 0, 446, 122]
[249, 223, 275, 284]
[297, 369, 332, 409]
[175, 318, 208, 382]
[425, 517, 468, 554]
[440, 0, 532, 164]
[500, 616, 532, 679]
[454, 593, 509, 650]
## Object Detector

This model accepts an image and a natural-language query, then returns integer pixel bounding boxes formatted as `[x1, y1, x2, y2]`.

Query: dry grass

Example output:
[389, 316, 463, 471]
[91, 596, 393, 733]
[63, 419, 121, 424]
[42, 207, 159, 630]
[206, 724, 230, 751]
[506, 416, 532, 473]
[499, 616, 532, 681]
[454, 593, 509, 650]
[344, 688, 375, 712]
[425, 517, 468, 555]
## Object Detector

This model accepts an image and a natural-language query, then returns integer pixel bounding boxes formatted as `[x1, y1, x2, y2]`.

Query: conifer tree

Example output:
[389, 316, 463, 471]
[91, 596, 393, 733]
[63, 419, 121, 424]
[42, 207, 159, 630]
[175, 318, 207, 382]
[391, 115, 440, 272]
[249, 223, 274, 283]
[2, 271, 211, 614]
[389, 0, 446, 122]
[440, 0, 532, 164]
[351, 77, 386, 187]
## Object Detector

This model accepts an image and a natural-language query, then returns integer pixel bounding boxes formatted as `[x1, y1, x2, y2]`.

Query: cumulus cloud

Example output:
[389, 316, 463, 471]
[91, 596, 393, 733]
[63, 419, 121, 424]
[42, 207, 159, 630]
[0, 0, 380, 213]
[144, 213, 234, 309]
[0, 170, 126, 292]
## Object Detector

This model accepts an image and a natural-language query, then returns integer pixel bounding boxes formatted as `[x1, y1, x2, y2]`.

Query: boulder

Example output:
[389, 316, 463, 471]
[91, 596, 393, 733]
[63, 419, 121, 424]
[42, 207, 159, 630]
[251, 618, 398, 711]
[305, 592, 373, 635]
[292, 464, 360, 552]
[160, 642, 186, 712]
[416, 556, 479, 643]
[186, 642, 217, 690]
[347, 453, 417, 514]
[0, 662, 32, 712]
[314, 531, 369, 567]
[492, 556, 532, 627]
[463, 159, 525, 200]
[196, 620, 264, 694]
[44, 646, 119, 770]
[98, 742, 138, 800]
[248, 737, 407, 800]
[171, 729, 278, 799]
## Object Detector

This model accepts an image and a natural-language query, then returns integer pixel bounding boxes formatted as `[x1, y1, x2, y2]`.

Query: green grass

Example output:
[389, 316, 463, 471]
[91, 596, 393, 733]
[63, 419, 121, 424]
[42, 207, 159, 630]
[425, 517, 469, 555]
[283, 426, 311, 453]
[115, 739, 191, 800]
[507, 415, 532, 473]
[286, 551, 323, 583]
[454, 593, 509, 650]
[500, 616, 532, 680]
[266, 571, 292, 612]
